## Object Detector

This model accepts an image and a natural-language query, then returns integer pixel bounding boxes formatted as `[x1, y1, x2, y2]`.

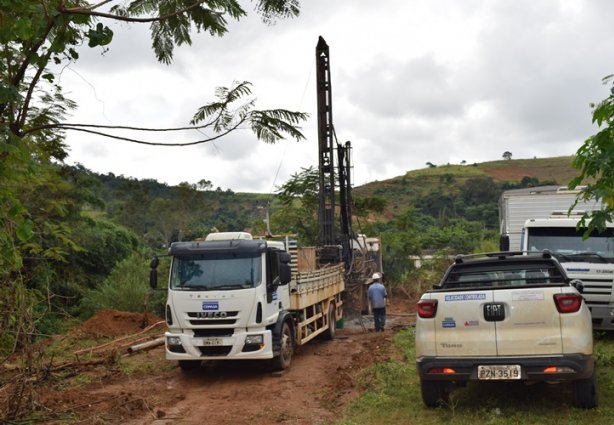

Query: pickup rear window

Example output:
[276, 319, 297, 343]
[441, 260, 566, 289]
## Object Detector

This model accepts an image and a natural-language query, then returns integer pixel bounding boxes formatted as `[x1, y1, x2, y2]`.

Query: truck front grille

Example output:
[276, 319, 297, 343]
[187, 311, 239, 326]
[199, 346, 232, 356]
[193, 329, 233, 337]
[189, 319, 236, 325]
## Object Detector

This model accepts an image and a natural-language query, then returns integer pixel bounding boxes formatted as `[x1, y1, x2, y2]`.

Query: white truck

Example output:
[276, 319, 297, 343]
[499, 186, 614, 330]
[149, 232, 344, 371]
[147, 37, 383, 370]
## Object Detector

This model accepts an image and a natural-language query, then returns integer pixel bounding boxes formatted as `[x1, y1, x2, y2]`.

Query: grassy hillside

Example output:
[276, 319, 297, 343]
[478, 156, 579, 183]
[81, 156, 580, 242]
[354, 156, 578, 216]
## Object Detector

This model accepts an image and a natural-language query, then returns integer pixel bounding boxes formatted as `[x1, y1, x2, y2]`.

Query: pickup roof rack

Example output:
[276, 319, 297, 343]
[454, 250, 552, 264]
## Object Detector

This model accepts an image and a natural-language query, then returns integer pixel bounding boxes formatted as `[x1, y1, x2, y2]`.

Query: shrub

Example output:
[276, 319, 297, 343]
[79, 253, 167, 318]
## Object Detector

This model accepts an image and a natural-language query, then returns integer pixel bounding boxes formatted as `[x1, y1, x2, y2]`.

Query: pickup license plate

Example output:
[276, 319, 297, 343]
[201, 338, 223, 346]
[478, 365, 521, 380]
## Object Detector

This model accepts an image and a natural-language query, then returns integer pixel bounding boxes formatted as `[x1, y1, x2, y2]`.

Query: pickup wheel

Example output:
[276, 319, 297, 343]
[420, 380, 450, 408]
[573, 370, 598, 409]
[272, 321, 293, 371]
[178, 360, 201, 372]
[322, 304, 336, 340]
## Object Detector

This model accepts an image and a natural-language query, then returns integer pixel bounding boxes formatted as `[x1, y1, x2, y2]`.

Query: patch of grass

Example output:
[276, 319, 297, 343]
[73, 373, 93, 386]
[337, 329, 614, 425]
[117, 352, 172, 375]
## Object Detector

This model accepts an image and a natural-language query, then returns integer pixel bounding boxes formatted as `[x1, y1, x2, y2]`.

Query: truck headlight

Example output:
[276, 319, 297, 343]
[167, 336, 182, 346]
[245, 334, 264, 345]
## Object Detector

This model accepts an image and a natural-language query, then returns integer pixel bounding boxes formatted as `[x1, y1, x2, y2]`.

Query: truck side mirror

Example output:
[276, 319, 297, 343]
[279, 263, 291, 285]
[499, 234, 510, 252]
[149, 256, 159, 289]
[279, 252, 291, 285]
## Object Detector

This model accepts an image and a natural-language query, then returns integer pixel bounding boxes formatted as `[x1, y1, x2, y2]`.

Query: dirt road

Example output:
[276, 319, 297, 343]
[27, 298, 415, 424]
[132, 327, 395, 425]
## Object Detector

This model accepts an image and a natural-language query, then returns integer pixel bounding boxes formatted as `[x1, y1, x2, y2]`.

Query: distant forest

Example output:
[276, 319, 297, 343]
[0, 156, 572, 358]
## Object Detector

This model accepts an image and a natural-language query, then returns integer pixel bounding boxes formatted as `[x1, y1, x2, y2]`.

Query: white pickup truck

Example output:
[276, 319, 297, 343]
[415, 251, 597, 408]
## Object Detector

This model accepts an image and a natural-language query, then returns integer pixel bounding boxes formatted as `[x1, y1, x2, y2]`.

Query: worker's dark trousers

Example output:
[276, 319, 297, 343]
[373, 307, 386, 332]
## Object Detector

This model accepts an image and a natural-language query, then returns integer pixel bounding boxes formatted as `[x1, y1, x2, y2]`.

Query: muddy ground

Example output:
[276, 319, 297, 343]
[2, 296, 416, 424]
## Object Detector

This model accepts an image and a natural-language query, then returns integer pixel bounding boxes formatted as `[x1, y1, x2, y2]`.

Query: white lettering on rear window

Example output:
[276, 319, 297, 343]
[511, 291, 544, 301]
[444, 293, 486, 302]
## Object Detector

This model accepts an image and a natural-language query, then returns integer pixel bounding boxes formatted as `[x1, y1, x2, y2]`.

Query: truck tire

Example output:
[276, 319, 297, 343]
[420, 380, 450, 407]
[178, 360, 201, 372]
[322, 304, 336, 340]
[573, 370, 598, 408]
[272, 321, 293, 371]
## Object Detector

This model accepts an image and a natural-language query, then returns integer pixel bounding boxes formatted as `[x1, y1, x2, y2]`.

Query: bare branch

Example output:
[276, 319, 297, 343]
[58, 118, 247, 146]
[62, 0, 209, 24]
[15, 48, 54, 134]
[24, 121, 219, 135]
[81, 0, 115, 11]
[0, 23, 54, 118]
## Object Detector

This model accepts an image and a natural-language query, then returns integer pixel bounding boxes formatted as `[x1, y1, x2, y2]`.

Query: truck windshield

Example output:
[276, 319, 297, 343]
[170, 252, 262, 290]
[527, 227, 614, 260]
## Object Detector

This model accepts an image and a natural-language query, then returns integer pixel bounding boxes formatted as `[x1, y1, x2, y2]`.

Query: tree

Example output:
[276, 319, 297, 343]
[502, 151, 513, 160]
[0, 2, 306, 416]
[1, 1, 305, 146]
[1, 1, 308, 276]
[570, 74, 614, 234]
[461, 176, 497, 206]
[272, 167, 320, 244]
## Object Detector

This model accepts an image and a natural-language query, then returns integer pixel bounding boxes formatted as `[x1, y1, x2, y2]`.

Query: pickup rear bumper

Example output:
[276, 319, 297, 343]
[417, 354, 594, 382]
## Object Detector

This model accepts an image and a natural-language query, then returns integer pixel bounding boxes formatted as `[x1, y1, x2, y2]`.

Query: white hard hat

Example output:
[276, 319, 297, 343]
[372, 272, 382, 280]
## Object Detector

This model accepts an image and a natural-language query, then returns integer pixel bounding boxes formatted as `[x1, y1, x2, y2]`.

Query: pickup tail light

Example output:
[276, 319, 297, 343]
[553, 293, 582, 313]
[418, 299, 438, 318]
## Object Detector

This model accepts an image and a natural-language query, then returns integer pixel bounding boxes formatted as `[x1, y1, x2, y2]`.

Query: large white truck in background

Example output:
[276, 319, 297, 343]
[499, 186, 614, 330]
[149, 232, 344, 371]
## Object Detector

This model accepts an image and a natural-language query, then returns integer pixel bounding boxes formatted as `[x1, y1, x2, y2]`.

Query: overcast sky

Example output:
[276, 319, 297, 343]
[62, 0, 614, 193]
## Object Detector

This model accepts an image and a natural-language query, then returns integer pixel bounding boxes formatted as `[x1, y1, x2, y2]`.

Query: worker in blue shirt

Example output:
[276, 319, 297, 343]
[368, 272, 387, 332]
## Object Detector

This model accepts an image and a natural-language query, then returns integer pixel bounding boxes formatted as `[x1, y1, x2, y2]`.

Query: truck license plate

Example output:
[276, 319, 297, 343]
[201, 338, 223, 346]
[478, 365, 521, 380]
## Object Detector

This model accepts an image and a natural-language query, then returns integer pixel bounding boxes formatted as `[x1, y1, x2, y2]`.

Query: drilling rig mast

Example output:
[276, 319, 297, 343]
[314, 37, 382, 317]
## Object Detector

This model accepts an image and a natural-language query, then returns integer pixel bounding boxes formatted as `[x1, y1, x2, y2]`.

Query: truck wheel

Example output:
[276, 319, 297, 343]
[272, 321, 293, 371]
[178, 360, 201, 372]
[573, 370, 598, 408]
[420, 380, 450, 407]
[322, 304, 336, 340]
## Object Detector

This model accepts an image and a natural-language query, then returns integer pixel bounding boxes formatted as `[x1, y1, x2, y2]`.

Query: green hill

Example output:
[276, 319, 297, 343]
[78, 156, 581, 246]
[354, 156, 578, 218]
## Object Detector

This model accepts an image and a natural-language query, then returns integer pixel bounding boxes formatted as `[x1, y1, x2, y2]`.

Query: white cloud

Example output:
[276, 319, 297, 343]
[63, 0, 614, 192]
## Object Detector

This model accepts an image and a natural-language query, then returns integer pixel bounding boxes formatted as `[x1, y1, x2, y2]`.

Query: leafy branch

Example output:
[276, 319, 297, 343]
[570, 74, 614, 234]
[1, 0, 301, 149]
[22, 81, 308, 146]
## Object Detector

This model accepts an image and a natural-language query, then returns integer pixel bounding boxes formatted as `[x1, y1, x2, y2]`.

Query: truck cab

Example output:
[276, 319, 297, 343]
[523, 217, 614, 329]
[152, 233, 293, 370]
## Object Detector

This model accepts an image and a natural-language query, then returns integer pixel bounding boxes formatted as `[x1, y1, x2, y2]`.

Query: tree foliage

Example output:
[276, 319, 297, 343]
[1, 1, 305, 147]
[0, 4, 306, 410]
[272, 166, 322, 244]
[570, 75, 614, 234]
[271, 166, 389, 245]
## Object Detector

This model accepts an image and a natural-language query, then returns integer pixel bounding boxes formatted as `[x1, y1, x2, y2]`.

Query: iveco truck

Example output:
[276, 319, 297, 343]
[150, 232, 344, 371]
